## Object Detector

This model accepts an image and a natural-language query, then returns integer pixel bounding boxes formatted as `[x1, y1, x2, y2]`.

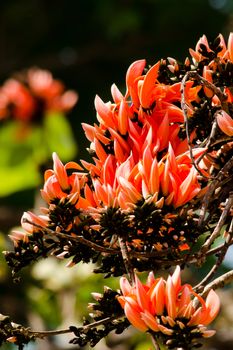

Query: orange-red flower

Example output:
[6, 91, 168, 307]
[12, 35, 233, 271]
[0, 67, 78, 122]
[0, 79, 36, 121]
[159, 145, 204, 208]
[118, 266, 220, 346]
[189, 35, 214, 63]
[41, 152, 92, 209]
[189, 33, 232, 64]
[27, 68, 78, 112]
[84, 59, 197, 170]
[216, 110, 233, 136]
[228, 32, 233, 62]
[9, 211, 49, 247]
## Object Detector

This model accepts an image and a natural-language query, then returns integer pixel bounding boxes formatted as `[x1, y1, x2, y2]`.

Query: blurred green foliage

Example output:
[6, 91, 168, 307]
[0, 112, 77, 196]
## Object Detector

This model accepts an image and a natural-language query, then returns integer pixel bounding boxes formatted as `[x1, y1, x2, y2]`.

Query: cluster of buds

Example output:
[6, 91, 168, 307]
[0, 314, 35, 348]
[188, 33, 233, 138]
[0, 67, 78, 122]
[5, 33, 233, 348]
[7, 147, 202, 274]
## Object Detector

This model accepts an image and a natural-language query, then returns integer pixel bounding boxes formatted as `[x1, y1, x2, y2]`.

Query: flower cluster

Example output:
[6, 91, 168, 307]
[189, 33, 233, 137]
[0, 67, 78, 122]
[7, 33, 233, 273]
[5, 33, 233, 349]
[118, 266, 220, 349]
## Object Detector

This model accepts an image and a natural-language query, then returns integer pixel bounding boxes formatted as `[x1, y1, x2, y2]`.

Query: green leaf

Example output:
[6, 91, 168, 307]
[43, 112, 77, 161]
[0, 114, 78, 196]
[0, 160, 41, 196]
[0, 121, 43, 195]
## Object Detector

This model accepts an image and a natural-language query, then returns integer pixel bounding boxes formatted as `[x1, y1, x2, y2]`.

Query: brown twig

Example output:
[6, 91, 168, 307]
[28, 315, 118, 339]
[205, 118, 218, 148]
[23, 218, 118, 254]
[181, 72, 209, 179]
[201, 269, 233, 298]
[23, 218, 233, 269]
[198, 156, 233, 226]
[150, 333, 161, 350]
[195, 137, 233, 168]
[203, 237, 233, 257]
[23, 218, 173, 259]
[199, 193, 233, 254]
[28, 328, 72, 339]
[118, 236, 135, 284]
[181, 71, 229, 181]
[194, 218, 233, 292]
[182, 71, 228, 107]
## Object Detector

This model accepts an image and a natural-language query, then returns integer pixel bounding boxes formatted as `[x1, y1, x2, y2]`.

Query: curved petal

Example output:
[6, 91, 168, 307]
[202, 289, 220, 325]
[94, 95, 115, 129]
[171, 266, 181, 294]
[150, 278, 165, 315]
[227, 32, 233, 62]
[135, 275, 150, 312]
[139, 61, 160, 109]
[111, 83, 123, 104]
[124, 302, 148, 332]
[141, 310, 159, 331]
[216, 110, 233, 136]
[120, 276, 133, 296]
[52, 152, 70, 191]
[166, 275, 177, 319]
[126, 59, 146, 96]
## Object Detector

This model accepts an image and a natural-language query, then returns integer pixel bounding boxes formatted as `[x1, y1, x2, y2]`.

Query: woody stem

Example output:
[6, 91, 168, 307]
[194, 218, 233, 292]
[150, 333, 161, 350]
[200, 192, 233, 253]
[28, 315, 118, 339]
[201, 269, 233, 298]
[198, 156, 233, 227]
[118, 236, 135, 284]
[181, 73, 208, 179]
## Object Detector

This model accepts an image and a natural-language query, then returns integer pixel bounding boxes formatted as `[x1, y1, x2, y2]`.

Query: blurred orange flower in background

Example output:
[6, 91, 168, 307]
[0, 67, 78, 122]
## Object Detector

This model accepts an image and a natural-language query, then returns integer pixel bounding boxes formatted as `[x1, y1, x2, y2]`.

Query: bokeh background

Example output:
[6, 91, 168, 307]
[0, 0, 233, 349]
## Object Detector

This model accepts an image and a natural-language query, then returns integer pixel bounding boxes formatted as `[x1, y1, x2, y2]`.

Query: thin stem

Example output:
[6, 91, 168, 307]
[118, 236, 135, 284]
[200, 193, 233, 253]
[21, 218, 233, 269]
[181, 73, 209, 179]
[201, 269, 233, 298]
[194, 220, 233, 292]
[181, 71, 229, 182]
[150, 333, 161, 350]
[23, 218, 117, 254]
[183, 71, 228, 107]
[205, 239, 233, 255]
[198, 155, 233, 227]
[28, 328, 72, 339]
[196, 137, 233, 167]
[28, 315, 119, 339]
[24, 218, 172, 258]
[205, 118, 218, 148]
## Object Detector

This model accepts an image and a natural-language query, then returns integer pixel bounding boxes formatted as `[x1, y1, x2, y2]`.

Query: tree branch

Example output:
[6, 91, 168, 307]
[200, 193, 233, 253]
[194, 218, 233, 292]
[201, 269, 233, 298]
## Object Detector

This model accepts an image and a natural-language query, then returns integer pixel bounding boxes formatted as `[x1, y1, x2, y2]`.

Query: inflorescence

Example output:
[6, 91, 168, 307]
[4, 33, 233, 349]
